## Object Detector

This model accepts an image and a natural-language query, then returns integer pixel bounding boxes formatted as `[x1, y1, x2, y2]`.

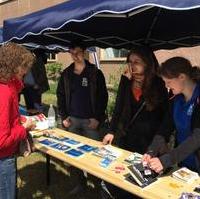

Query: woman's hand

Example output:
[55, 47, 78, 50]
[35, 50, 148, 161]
[62, 117, 71, 128]
[22, 119, 36, 131]
[149, 157, 164, 173]
[102, 133, 114, 145]
[142, 153, 152, 164]
[123, 66, 132, 80]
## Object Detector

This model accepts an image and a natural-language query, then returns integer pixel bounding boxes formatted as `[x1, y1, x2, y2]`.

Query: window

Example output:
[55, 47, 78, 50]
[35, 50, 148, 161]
[100, 48, 128, 61]
[47, 53, 57, 62]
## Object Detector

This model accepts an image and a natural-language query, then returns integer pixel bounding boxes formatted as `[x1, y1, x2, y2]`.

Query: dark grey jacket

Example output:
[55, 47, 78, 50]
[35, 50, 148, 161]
[56, 60, 108, 123]
[31, 56, 49, 94]
[109, 75, 169, 154]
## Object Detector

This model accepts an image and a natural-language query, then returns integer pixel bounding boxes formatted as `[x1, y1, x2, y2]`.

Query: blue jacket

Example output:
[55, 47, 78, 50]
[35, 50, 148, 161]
[148, 84, 200, 172]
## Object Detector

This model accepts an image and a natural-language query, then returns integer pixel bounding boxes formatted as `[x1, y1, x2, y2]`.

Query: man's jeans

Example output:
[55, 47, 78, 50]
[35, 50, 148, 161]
[0, 157, 16, 199]
[68, 116, 100, 141]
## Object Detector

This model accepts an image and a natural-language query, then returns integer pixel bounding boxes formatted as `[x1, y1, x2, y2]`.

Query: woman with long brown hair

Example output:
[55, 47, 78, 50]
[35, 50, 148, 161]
[102, 46, 169, 199]
[103, 46, 168, 154]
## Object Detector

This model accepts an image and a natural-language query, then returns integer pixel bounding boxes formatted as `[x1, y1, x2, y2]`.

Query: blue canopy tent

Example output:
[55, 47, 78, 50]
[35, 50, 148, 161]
[0, 26, 68, 51]
[3, 0, 200, 50]
[1, 26, 99, 67]
[0, 27, 3, 45]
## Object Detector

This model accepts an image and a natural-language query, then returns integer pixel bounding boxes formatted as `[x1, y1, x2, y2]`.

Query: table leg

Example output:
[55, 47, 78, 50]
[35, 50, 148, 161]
[46, 154, 50, 186]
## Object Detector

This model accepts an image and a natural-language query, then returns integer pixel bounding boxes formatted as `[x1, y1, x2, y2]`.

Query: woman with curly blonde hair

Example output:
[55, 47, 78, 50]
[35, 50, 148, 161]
[0, 43, 36, 199]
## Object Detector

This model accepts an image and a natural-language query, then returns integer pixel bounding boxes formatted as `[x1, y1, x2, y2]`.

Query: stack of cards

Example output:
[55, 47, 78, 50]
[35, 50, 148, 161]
[39, 139, 56, 146]
[51, 143, 70, 151]
[65, 149, 84, 157]
[100, 156, 114, 168]
[124, 152, 143, 164]
[64, 144, 96, 158]
[44, 134, 68, 142]
[93, 145, 122, 159]
[78, 144, 97, 152]
[39, 139, 71, 151]
[179, 192, 200, 199]
[39, 137, 97, 158]
[63, 139, 80, 145]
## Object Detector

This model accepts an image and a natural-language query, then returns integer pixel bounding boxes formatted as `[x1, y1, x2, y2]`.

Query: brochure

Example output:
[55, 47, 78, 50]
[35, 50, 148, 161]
[92, 145, 122, 159]
[124, 152, 143, 164]
[20, 113, 49, 131]
[126, 163, 158, 187]
[172, 167, 199, 183]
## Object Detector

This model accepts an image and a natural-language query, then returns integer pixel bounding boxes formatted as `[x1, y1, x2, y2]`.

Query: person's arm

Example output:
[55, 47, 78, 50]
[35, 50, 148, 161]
[159, 128, 200, 170]
[159, 104, 200, 170]
[147, 101, 175, 157]
[0, 95, 26, 150]
[56, 72, 68, 121]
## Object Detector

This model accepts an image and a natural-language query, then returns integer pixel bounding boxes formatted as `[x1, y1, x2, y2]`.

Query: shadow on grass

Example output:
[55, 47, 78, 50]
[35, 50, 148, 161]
[17, 160, 70, 199]
[17, 154, 103, 199]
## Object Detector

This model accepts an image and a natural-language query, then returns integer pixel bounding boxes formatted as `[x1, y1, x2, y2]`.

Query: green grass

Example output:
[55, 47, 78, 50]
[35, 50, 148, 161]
[17, 152, 103, 199]
[17, 153, 72, 199]
[43, 82, 57, 106]
[42, 93, 57, 107]
[46, 82, 58, 95]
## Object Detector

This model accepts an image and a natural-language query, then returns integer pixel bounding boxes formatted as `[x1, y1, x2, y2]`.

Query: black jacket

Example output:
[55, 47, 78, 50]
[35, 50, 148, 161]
[110, 75, 169, 154]
[31, 55, 49, 94]
[148, 94, 200, 171]
[56, 60, 108, 123]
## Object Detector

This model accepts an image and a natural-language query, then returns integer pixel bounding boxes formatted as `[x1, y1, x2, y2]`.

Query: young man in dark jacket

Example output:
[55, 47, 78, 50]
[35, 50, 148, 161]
[57, 42, 108, 140]
[56, 41, 108, 197]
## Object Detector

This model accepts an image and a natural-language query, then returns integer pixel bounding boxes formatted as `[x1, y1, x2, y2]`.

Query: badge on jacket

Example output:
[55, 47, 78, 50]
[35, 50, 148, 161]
[82, 77, 88, 87]
[187, 103, 194, 116]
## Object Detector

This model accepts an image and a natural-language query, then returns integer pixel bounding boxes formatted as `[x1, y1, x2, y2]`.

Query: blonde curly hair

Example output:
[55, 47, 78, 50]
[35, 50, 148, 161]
[0, 42, 35, 81]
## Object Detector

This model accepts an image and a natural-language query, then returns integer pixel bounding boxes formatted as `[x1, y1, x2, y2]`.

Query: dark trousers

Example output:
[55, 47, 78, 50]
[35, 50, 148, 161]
[21, 87, 41, 110]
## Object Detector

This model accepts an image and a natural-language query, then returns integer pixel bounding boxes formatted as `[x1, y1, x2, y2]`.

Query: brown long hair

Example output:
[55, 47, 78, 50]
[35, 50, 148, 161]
[159, 56, 200, 82]
[0, 43, 35, 82]
[127, 46, 162, 110]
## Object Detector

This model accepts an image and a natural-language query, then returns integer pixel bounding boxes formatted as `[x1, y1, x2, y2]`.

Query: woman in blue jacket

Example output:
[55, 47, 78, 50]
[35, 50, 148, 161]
[143, 57, 200, 174]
